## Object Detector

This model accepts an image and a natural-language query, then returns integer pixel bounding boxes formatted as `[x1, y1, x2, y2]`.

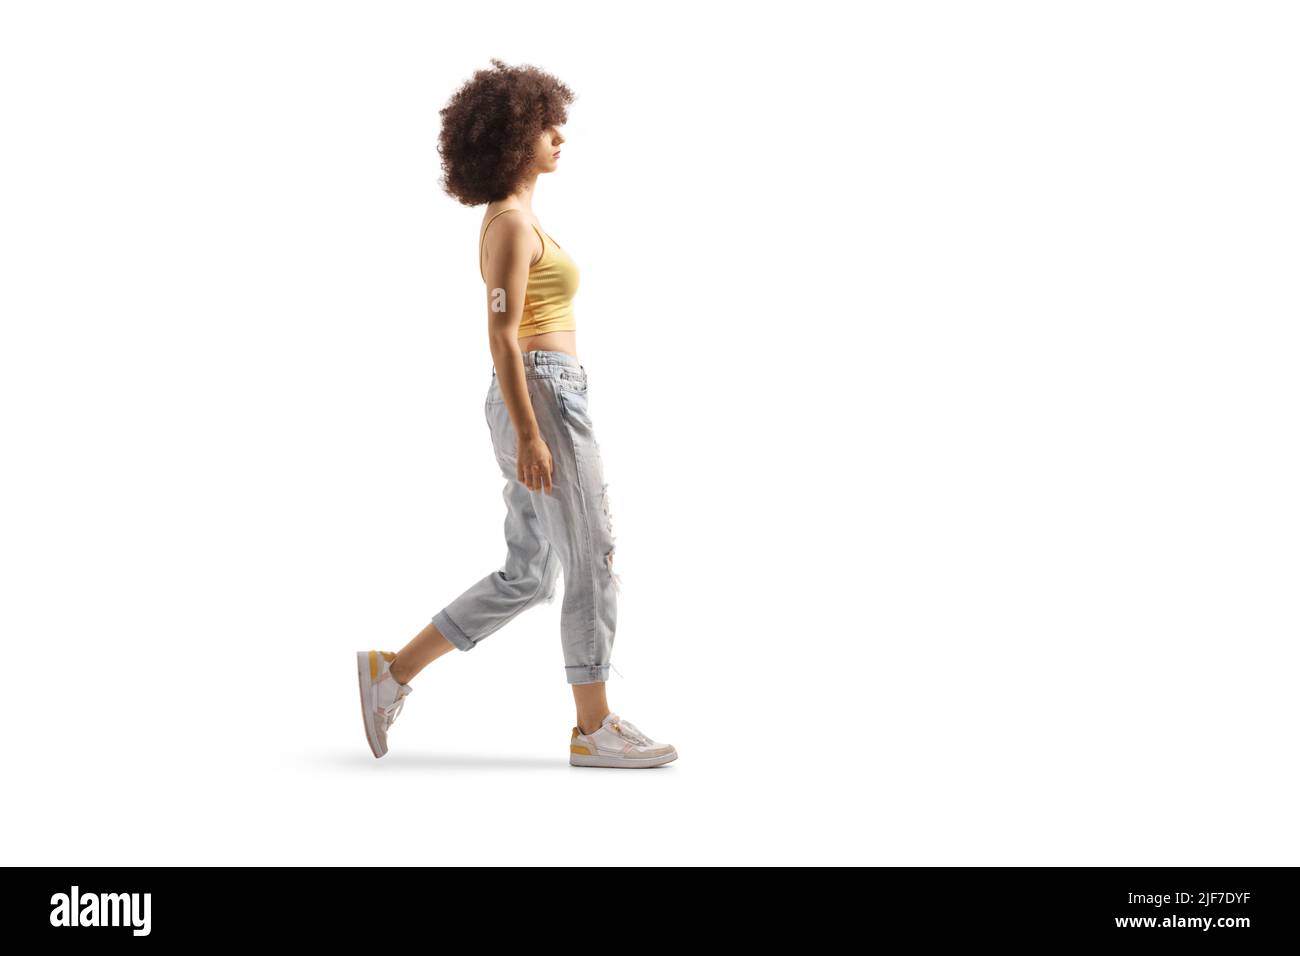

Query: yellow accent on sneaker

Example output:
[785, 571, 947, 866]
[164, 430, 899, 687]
[570, 745, 592, 755]
[369, 650, 398, 682]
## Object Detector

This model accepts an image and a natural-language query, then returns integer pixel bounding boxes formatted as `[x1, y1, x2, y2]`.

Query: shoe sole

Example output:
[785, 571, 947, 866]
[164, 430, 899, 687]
[356, 651, 386, 759]
[570, 748, 678, 769]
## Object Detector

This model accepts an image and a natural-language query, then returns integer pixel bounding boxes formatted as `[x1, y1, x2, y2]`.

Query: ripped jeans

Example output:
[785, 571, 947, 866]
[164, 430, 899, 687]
[432, 350, 621, 684]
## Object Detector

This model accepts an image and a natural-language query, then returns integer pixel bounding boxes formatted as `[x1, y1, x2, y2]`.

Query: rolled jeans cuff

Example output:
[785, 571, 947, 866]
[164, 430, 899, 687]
[565, 663, 609, 685]
[432, 610, 475, 652]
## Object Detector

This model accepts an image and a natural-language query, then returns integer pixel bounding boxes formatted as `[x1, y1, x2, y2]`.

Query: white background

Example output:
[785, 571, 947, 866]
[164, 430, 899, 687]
[1, 1, 1296, 865]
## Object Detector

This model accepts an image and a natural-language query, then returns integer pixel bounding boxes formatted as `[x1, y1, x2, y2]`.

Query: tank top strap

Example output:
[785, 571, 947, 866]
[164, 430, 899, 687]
[479, 209, 544, 280]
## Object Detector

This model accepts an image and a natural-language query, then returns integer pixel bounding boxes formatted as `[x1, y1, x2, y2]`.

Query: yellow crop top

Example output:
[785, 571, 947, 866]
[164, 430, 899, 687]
[479, 209, 580, 337]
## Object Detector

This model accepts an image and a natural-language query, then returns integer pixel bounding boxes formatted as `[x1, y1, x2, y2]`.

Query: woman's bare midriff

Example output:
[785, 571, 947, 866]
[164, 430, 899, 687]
[518, 329, 577, 358]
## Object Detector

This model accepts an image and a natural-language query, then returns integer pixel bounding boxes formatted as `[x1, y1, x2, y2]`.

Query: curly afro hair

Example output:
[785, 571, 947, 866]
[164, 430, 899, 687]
[437, 58, 576, 207]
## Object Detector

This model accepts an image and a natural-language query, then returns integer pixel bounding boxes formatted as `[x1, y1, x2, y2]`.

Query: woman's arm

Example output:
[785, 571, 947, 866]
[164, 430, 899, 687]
[482, 214, 553, 494]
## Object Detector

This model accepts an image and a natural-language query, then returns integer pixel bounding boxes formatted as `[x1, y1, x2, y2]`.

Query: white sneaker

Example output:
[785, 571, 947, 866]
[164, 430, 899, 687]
[356, 650, 413, 758]
[569, 712, 678, 768]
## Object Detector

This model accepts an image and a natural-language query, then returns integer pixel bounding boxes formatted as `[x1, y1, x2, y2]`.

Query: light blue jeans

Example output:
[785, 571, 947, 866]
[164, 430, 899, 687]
[432, 350, 620, 684]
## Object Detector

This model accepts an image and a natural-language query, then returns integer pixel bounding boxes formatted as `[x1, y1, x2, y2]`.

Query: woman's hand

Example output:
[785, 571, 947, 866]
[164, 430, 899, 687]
[518, 434, 554, 494]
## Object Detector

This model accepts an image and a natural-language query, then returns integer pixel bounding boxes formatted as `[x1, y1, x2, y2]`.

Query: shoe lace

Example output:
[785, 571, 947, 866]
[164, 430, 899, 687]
[613, 718, 652, 747]
[381, 693, 407, 729]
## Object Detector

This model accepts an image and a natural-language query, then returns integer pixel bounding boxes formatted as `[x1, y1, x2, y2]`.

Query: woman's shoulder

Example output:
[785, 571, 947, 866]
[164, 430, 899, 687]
[479, 207, 544, 275]
[481, 206, 543, 239]
[483, 205, 523, 226]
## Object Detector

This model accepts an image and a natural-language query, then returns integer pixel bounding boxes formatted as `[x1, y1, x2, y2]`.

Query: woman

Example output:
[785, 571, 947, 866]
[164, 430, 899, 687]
[356, 59, 677, 769]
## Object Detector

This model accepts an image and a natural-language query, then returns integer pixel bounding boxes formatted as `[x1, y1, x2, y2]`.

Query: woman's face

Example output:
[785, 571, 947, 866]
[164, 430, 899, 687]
[533, 124, 565, 173]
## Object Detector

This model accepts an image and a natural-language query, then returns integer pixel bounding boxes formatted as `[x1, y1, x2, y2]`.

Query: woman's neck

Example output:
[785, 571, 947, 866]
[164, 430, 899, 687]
[504, 176, 539, 213]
